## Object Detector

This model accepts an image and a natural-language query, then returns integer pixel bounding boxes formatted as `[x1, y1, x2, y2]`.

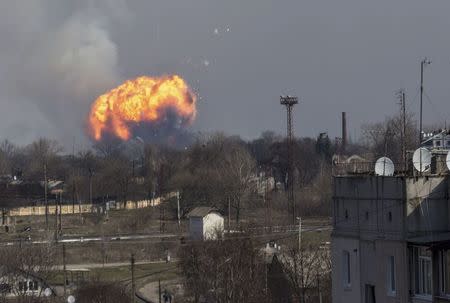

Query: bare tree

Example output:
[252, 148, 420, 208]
[278, 244, 331, 303]
[0, 243, 56, 302]
[361, 113, 417, 165]
[218, 142, 255, 223]
[180, 238, 267, 303]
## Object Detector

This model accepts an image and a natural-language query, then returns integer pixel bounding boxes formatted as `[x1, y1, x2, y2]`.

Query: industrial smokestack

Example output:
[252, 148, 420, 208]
[342, 112, 347, 154]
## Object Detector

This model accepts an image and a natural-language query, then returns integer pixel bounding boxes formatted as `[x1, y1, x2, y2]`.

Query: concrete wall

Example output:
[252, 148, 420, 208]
[406, 176, 449, 235]
[332, 176, 408, 303]
[333, 176, 405, 241]
[331, 236, 361, 303]
[361, 240, 409, 303]
[5, 195, 167, 217]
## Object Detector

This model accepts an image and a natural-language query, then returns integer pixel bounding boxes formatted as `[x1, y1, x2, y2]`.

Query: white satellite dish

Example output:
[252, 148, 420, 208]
[446, 151, 450, 171]
[413, 147, 432, 172]
[44, 288, 52, 297]
[67, 295, 76, 303]
[375, 157, 395, 176]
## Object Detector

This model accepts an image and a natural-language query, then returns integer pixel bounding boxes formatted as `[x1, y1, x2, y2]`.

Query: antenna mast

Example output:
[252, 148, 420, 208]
[397, 89, 406, 171]
[280, 95, 299, 224]
[419, 58, 431, 145]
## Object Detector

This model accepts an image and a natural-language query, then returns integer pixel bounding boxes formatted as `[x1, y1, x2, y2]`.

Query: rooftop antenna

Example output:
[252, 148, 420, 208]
[413, 147, 432, 173]
[375, 157, 395, 176]
[396, 89, 407, 171]
[419, 58, 431, 145]
[280, 95, 298, 224]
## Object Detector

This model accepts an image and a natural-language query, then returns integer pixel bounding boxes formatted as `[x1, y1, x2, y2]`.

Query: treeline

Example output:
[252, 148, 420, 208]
[0, 112, 424, 218]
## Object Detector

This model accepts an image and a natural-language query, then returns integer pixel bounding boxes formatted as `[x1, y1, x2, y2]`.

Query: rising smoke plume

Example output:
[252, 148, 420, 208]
[0, 1, 126, 147]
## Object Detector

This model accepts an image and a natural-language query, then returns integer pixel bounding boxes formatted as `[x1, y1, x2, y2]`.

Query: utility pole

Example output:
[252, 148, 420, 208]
[54, 194, 58, 242]
[131, 253, 136, 303]
[176, 191, 181, 230]
[72, 137, 75, 214]
[88, 168, 93, 205]
[59, 191, 62, 234]
[397, 89, 407, 171]
[158, 279, 162, 303]
[63, 243, 67, 297]
[44, 164, 48, 230]
[297, 217, 302, 252]
[419, 58, 431, 145]
[280, 95, 299, 225]
[228, 197, 231, 232]
[317, 274, 322, 303]
[342, 112, 347, 154]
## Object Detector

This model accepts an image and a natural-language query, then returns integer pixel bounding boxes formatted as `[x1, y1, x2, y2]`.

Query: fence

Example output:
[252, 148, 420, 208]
[5, 192, 178, 217]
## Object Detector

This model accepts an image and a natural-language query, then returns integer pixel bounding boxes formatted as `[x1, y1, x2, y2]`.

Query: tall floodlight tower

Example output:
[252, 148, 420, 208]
[280, 95, 299, 224]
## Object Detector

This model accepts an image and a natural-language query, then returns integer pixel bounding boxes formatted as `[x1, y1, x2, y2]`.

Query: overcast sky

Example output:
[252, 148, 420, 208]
[1, 0, 450, 149]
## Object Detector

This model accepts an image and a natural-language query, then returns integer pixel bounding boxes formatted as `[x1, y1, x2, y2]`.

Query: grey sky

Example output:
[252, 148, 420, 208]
[1, 0, 450, 149]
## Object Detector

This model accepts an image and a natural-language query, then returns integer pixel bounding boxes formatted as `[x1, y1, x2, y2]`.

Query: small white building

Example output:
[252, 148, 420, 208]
[0, 272, 50, 298]
[187, 207, 224, 241]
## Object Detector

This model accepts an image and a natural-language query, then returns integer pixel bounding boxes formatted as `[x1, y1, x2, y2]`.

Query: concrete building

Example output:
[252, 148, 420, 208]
[332, 155, 450, 303]
[422, 130, 450, 150]
[187, 207, 224, 240]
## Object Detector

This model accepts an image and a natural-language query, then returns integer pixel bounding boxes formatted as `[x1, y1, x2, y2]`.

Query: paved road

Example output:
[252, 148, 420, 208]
[0, 224, 331, 247]
[0, 232, 180, 246]
[54, 259, 177, 271]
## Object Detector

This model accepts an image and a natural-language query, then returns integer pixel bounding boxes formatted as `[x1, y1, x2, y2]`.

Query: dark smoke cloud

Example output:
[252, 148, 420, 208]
[130, 110, 196, 148]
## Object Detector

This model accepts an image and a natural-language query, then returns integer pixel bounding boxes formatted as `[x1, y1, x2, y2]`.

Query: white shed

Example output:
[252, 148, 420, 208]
[187, 207, 224, 240]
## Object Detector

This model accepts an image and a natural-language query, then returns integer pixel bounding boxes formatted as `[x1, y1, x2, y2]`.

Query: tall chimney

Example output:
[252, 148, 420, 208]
[342, 112, 347, 154]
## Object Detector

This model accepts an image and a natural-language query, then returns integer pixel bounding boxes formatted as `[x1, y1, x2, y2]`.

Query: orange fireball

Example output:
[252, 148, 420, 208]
[88, 75, 197, 141]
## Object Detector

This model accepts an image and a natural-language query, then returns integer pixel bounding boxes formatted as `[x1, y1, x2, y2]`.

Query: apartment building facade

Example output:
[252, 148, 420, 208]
[332, 174, 450, 303]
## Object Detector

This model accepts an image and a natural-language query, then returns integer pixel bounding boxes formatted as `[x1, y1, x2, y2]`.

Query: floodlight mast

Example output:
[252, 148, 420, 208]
[280, 95, 299, 225]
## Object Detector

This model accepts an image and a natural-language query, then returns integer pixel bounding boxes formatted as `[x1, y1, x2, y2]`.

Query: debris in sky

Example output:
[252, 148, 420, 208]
[214, 28, 219, 35]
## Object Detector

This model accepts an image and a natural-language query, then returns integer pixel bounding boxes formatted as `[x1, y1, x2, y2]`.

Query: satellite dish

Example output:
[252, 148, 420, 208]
[413, 147, 432, 172]
[44, 288, 52, 297]
[446, 151, 450, 171]
[67, 295, 76, 303]
[375, 157, 395, 176]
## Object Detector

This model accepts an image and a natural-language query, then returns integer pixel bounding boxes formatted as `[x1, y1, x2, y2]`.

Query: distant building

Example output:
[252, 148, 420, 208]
[250, 172, 276, 196]
[331, 151, 450, 303]
[0, 270, 51, 298]
[187, 207, 224, 240]
[422, 130, 450, 150]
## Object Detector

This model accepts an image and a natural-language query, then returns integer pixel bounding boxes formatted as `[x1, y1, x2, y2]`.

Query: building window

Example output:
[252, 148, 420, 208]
[365, 211, 369, 220]
[18, 281, 28, 292]
[343, 250, 351, 288]
[387, 256, 396, 295]
[388, 212, 392, 222]
[413, 247, 432, 296]
[345, 209, 349, 220]
[29, 281, 38, 291]
[440, 249, 450, 296]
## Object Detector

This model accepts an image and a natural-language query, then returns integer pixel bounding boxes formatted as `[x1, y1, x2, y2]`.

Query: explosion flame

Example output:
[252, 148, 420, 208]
[88, 75, 197, 141]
